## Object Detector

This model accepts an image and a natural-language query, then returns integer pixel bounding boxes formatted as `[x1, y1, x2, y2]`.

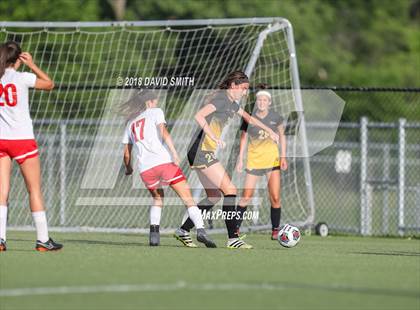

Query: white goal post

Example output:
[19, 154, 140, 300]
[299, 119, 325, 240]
[1, 18, 315, 233]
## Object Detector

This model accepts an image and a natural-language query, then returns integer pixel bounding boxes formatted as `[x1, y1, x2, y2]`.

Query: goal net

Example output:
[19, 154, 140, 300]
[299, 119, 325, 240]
[1, 18, 314, 233]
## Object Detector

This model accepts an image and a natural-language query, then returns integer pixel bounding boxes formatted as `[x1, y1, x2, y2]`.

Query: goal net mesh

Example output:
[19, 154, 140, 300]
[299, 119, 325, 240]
[1, 21, 311, 233]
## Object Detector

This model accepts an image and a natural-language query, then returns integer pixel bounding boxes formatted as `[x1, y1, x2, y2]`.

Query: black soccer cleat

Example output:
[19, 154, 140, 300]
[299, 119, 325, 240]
[149, 225, 160, 246]
[0, 238, 6, 252]
[196, 228, 217, 248]
[35, 238, 63, 252]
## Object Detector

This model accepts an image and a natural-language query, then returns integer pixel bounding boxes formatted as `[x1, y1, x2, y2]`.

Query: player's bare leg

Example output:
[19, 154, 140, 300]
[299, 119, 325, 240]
[171, 180, 216, 248]
[177, 171, 221, 247]
[266, 169, 281, 240]
[147, 188, 164, 246]
[20, 156, 62, 251]
[196, 171, 223, 229]
[20, 156, 44, 212]
[199, 163, 252, 249]
[197, 171, 223, 205]
[199, 162, 236, 196]
[0, 156, 12, 251]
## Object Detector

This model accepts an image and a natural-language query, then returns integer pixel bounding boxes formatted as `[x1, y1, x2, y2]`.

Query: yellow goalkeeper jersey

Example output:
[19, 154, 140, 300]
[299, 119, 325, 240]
[240, 110, 283, 170]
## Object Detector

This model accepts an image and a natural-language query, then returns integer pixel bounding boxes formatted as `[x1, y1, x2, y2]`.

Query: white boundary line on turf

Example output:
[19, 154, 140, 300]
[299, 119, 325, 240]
[1, 282, 418, 298]
[0, 282, 286, 297]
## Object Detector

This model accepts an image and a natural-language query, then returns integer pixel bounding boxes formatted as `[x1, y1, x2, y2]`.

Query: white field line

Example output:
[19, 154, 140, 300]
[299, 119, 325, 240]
[0, 282, 286, 297]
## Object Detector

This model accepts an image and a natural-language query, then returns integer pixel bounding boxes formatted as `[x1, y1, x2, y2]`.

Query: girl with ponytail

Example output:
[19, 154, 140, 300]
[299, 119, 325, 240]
[0, 41, 61, 252]
[174, 71, 280, 249]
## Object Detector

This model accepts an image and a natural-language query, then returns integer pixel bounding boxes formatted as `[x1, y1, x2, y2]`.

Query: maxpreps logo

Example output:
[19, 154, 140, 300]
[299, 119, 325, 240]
[202, 210, 259, 221]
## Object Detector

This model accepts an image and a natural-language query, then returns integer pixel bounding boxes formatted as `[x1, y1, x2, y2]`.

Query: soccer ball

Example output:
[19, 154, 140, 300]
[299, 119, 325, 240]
[278, 224, 301, 248]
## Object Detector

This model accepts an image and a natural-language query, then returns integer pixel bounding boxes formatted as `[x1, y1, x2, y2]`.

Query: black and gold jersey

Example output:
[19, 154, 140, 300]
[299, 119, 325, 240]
[189, 91, 240, 154]
[240, 110, 283, 170]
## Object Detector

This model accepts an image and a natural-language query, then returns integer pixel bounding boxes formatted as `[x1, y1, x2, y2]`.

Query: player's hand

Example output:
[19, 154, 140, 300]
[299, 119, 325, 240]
[280, 158, 288, 171]
[269, 130, 279, 144]
[236, 159, 243, 173]
[19, 52, 35, 67]
[125, 166, 133, 175]
[215, 138, 226, 149]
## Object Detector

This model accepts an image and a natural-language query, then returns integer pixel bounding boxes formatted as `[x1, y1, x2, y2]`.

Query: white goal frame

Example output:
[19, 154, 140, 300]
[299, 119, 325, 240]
[2, 18, 315, 233]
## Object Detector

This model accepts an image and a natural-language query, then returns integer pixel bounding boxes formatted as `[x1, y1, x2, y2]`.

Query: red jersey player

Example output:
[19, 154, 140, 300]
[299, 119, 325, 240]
[0, 41, 62, 251]
[121, 89, 216, 248]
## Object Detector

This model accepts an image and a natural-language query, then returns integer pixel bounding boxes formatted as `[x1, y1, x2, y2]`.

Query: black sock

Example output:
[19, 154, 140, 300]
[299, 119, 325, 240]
[150, 225, 159, 233]
[223, 195, 238, 239]
[271, 207, 281, 230]
[181, 198, 214, 232]
[236, 205, 247, 230]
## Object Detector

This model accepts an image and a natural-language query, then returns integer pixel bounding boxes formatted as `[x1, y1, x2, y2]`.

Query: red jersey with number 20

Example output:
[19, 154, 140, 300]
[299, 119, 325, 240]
[122, 108, 173, 173]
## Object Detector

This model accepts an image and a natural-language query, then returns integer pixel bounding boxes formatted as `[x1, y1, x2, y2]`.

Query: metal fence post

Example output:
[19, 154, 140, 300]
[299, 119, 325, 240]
[398, 118, 406, 236]
[46, 136, 54, 223]
[382, 144, 390, 234]
[360, 117, 368, 236]
[60, 123, 67, 226]
[416, 185, 420, 231]
[366, 183, 372, 235]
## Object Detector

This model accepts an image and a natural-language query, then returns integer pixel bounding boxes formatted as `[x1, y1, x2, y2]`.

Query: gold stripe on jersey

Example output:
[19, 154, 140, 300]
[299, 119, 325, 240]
[201, 118, 223, 152]
[246, 131, 280, 170]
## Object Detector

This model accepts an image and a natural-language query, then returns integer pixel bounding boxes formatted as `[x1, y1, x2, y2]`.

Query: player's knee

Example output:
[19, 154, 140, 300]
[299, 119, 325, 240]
[271, 196, 281, 208]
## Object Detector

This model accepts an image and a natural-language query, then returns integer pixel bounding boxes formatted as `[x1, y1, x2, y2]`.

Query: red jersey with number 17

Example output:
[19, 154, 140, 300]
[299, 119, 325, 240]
[0, 68, 37, 140]
[122, 108, 173, 173]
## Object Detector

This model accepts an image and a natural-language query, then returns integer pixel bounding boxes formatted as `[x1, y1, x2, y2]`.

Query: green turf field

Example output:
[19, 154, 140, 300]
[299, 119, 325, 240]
[0, 231, 419, 310]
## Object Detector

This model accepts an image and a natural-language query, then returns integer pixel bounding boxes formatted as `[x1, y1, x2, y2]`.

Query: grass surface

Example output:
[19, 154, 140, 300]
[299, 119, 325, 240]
[0, 231, 419, 310]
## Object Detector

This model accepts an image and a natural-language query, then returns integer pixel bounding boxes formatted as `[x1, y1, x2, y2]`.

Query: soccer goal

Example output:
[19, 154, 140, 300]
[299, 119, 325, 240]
[1, 18, 315, 233]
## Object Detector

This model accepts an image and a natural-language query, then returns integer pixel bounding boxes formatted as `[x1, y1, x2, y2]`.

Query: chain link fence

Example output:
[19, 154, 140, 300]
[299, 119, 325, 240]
[311, 88, 420, 236]
[7, 88, 420, 236]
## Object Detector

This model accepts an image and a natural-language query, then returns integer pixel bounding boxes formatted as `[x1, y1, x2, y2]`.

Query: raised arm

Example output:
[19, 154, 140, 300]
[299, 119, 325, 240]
[19, 52, 54, 90]
[195, 104, 225, 148]
[236, 130, 248, 173]
[238, 108, 279, 143]
[123, 144, 133, 175]
[278, 124, 288, 170]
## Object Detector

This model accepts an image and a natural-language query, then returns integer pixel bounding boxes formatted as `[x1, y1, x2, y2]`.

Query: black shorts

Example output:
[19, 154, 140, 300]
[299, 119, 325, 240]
[245, 166, 280, 176]
[187, 147, 219, 169]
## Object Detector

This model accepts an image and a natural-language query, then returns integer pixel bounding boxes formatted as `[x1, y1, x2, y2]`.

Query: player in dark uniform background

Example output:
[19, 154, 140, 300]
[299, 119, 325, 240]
[235, 85, 288, 241]
[174, 71, 279, 249]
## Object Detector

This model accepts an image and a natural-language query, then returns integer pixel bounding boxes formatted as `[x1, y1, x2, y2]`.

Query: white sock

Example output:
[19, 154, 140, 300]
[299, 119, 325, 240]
[150, 206, 162, 226]
[0, 205, 7, 241]
[32, 211, 49, 242]
[187, 206, 204, 229]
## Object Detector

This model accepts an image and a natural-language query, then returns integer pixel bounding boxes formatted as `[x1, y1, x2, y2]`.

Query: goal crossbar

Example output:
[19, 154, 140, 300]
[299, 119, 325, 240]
[0, 18, 290, 29]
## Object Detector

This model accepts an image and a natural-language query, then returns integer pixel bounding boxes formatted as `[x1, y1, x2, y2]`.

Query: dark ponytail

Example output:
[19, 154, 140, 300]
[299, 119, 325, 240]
[217, 70, 249, 89]
[202, 70, 249, 106]
[0, 41, 21, 78]
[119, 89, 158, 122]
